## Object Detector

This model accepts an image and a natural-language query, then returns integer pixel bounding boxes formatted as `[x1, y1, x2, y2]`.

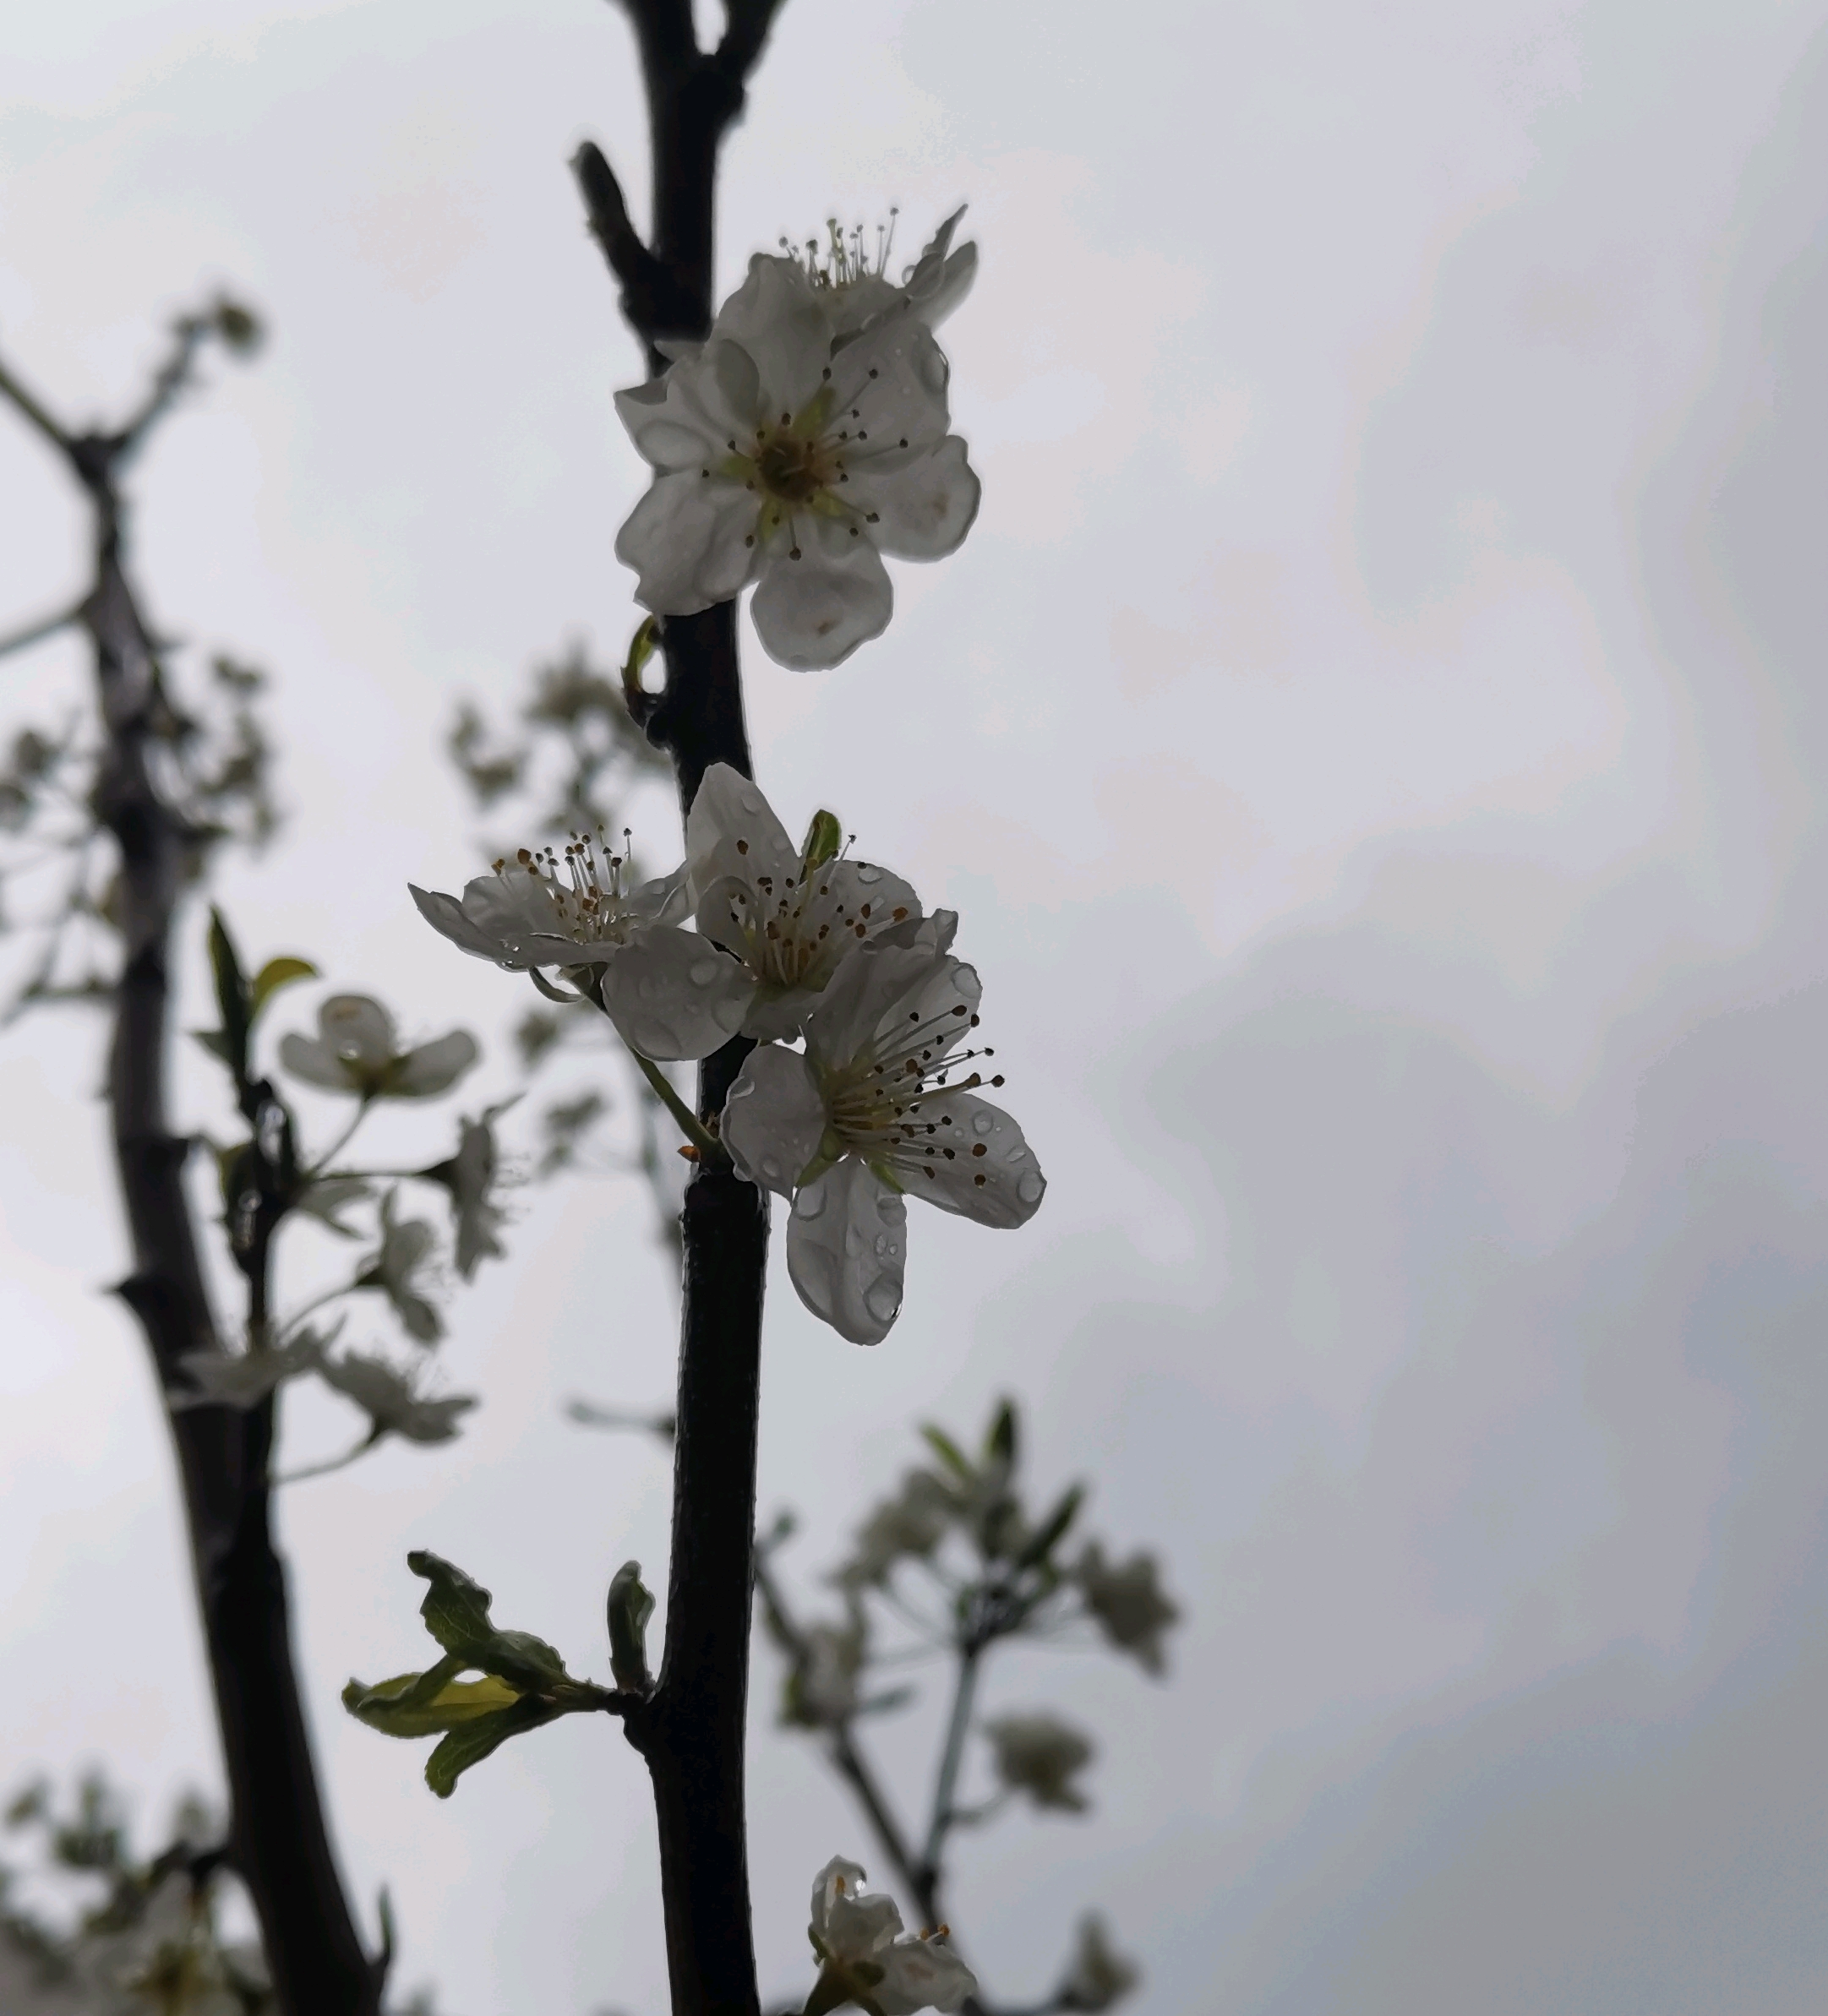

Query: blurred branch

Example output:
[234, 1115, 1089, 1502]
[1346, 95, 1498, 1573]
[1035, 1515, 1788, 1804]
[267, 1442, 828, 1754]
[0, 310, 379, 2016]
[0, 599, 84, 662]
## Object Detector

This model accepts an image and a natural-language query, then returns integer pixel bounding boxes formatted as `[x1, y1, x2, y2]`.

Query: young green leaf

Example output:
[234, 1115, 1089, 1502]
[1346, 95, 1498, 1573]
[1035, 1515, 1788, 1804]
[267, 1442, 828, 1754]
[249, 955, 318, 1021]
[1016, 1485, 1085, 1572]
[423, 1697, 564, 1799]
[206, 907, 251, 1087]
[920, 1425, 974, 1480]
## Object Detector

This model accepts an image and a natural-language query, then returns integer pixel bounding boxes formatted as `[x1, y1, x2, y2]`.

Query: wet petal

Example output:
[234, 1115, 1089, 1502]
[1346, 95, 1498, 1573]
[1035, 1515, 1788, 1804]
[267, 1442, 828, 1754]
[846, 435, 980, 560]
[786, 1158, 909, 1345]
[806, 939, 980, 1076]
[616, 468, 759, 615]
[829, 314, 952, 452]
[318, 994, 396, 1065]
[750, 513, 892, 670]
[686, 761, 799, 910]
[885, 1092, 1045, 1228]
[722, 1043, 826, 1196]
[598, 925, 755, 1060]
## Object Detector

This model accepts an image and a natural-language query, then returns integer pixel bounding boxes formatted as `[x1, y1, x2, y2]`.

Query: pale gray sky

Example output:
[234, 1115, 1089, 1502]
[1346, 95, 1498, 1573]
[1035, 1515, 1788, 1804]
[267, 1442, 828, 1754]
[3, 2, 1825, 2011]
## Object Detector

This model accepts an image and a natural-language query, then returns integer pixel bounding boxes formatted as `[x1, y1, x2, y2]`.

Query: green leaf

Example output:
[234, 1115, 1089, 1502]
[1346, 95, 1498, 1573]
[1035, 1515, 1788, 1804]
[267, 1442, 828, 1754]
[190, 1029, 232, 1064]
[607, 1561, 656, 1692]
[619, 614, 660, 704]
[1015, 1484, 1084, 1572]
[341, 1657, 524, 1738]
[799, 809, 843, 875]
[249, 956, 318, 1021]
[207, 907, 250, 1087]
[407, 1550, 573, 1692]
[985, 1397, 1018, 1469]
[425, 1696, 563, 1799]
[920, 1425, 974, 1480]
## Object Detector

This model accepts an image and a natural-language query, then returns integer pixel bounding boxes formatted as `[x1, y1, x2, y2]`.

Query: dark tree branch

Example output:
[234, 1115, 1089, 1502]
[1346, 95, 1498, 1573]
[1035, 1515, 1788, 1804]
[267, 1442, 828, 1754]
[0, 330, 380, 2016]
[579, 6, 788, 2011]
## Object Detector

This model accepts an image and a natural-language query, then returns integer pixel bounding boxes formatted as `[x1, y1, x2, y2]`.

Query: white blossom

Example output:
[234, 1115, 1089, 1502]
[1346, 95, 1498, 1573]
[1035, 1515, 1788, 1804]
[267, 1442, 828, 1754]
[279, 993, 477, 1101]
[1056, 1914, 1140, 2013]
[784, 1609, 866, 1728]
[421, 1099, 516, 1279]
[173, 1327, 330, 1410]
[317, 1349, 477, 1445]
[776, 207, 977, 342]
[981, 1713, 1094, 1812]
[722, 936, 1045, 1344]
[1075, 1543, 1180, 1676]
[614, 235, 980, 671]
[355, 1191, 442, 1344]
[807, 1857, 977, 2016]
[687, 763, 923, 1039]
[410, 839, 752, 1061]
[835, 1466, 955, 1588]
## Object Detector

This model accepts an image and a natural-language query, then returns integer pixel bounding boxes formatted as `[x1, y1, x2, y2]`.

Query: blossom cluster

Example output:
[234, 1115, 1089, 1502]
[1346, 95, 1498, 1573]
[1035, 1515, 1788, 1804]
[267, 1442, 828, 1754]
[412, 764, 1045, 1343]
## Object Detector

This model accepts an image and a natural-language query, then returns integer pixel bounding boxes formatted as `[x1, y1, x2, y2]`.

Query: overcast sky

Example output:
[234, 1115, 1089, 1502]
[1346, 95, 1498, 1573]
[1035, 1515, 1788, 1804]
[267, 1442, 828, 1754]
[3, 2, 1826, 2011]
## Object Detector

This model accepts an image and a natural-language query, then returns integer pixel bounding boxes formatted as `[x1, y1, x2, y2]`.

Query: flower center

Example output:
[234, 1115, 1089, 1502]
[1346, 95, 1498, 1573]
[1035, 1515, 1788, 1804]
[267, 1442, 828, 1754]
[494, 832, 640, 945]
[756, 430, 829, 504]
[820, 1001, 1002, 1185]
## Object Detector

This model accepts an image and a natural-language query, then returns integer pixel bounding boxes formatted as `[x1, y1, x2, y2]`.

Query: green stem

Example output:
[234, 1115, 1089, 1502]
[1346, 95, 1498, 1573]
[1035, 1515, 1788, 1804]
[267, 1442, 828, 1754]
[923, 1642, 983, 1881]
[631, 1047, 723, 1161]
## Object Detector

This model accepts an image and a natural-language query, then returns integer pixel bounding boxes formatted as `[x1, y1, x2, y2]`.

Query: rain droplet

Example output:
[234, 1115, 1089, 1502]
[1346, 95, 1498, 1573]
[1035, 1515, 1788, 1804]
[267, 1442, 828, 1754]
[865, 1279, 902, 1325]
[972, 1111, 996, 1136]
[855, 864, 882, 885]
[874, 1232, 891, 1255]
[740, 792, 765, 815]
[795, 1180, 827, 1220]
[690, 956, 723, 984]
[761, 1157, 783, 1184]
[1017, 1170, 1045, 1205]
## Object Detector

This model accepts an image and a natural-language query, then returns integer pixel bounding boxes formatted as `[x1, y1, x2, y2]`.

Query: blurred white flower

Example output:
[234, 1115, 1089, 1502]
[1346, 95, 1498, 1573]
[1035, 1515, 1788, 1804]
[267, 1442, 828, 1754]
[981, 1713, 1094, 1812]
[279, 993, 477, 1101]
[722, 938, 1044, 1344]
[420, 1099, 516, 1279]
[784, 1609, 866, 1728]
[1075, 1543, 1181, 1676]
[354, 1191, 442, 1344]
[835, 1465, 955, 1588]
[1056, 1913, 1140, 2012]
[411, 839, 752, 1061]
[317, 1350, 476, 1445]
[174, 1326, 330, 1410]
[614, 239, 980, 670]
[807, 1856, 977, 2015]
[687, 763, 922, 1039]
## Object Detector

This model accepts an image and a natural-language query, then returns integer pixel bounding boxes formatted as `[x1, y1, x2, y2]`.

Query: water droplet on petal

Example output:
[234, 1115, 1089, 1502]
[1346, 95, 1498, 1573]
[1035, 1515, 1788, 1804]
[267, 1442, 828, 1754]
[972, 1111, 996, 1136]
[855, 864, 882, 885]
[795, 1179, 827, 1220]
[874, 1232, 891, 1255]
[1017, 1169, 1045, 1206]
[761, 1156, 782, 1183]
[865, 1278, 902, 1325]
[690, 956, 723, 984]
[740, 792, 765, 815]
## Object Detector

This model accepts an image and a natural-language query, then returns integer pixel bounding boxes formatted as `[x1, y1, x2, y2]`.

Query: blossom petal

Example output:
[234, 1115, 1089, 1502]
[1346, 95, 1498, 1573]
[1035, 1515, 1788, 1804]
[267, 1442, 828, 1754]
[722, 1043, 827, 1195]
[786, 1158, 908, 1345]
[846, 435, 980, 561]
[829, 315, 952, 455]
[316, 994, 396, 1068]
[806, 940, 980, 1077]
[686, 761, 799, 909]
[598, 925, 755, 1060]
[710, 256, 831, 414]
[616, 469, 759, 616]
[278, 1032, 355, 1092]
[750, 512, 892, 670]
[391, 1029, 479, 1098]
[876, 1935, 979, 2016]
[884, 1092, 1044, 1229]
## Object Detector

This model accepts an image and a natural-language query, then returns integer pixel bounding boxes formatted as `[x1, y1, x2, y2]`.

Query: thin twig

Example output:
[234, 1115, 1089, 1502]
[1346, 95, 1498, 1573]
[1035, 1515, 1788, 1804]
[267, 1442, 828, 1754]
[0, 599, 85, 662]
